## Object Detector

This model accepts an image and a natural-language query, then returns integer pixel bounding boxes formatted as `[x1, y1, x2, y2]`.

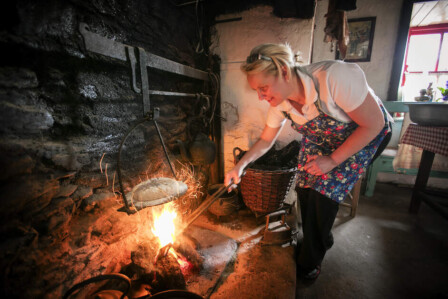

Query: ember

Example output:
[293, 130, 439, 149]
[170, 248, 195, 276]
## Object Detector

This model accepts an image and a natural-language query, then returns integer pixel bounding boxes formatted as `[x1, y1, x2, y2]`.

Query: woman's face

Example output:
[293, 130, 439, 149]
[247, 71, 290, 107]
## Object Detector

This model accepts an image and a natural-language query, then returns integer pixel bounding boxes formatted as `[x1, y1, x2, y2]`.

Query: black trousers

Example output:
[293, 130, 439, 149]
[295, 131, 392, 271]
[296, 187, 339, 271]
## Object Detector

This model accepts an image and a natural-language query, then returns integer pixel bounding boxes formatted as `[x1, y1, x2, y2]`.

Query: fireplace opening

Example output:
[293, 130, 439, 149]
[0, 1, 305, 298]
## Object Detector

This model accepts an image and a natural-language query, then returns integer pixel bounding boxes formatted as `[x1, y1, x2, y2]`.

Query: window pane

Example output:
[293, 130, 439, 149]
[438, 33, 448, 71]
[406, 34, 440, 72]
[401, 73, 435, 102]
[401, 73, 448, 102]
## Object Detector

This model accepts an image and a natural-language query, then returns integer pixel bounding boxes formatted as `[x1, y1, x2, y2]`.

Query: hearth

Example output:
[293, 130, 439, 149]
[63, 224, 238, 299]
[58, 19, 227, 298]
[0, 2, 304, 298]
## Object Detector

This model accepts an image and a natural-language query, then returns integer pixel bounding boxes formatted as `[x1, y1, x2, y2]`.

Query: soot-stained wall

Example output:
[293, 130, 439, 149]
[0, 0, 219, 297]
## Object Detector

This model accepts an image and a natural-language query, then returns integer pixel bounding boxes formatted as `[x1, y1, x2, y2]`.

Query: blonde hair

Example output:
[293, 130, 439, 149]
[241, 43, 302, 79]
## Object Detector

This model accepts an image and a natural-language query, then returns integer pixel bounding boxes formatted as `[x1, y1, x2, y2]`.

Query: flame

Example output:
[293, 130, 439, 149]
[151, 204, 196, 278]
[152, 204, 177, 247]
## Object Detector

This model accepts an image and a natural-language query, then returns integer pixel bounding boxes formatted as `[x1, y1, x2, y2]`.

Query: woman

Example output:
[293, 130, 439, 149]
[224, 43, 392, 280]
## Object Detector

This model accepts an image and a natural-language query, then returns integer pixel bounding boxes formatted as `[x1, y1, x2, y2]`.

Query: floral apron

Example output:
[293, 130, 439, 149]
[282, 68, 390, 203]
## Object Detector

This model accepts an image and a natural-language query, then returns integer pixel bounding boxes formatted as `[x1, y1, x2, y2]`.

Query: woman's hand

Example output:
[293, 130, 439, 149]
[224, 125, 282, 192]
[303, 155, 338, 176]
[224, 166, 244, 192]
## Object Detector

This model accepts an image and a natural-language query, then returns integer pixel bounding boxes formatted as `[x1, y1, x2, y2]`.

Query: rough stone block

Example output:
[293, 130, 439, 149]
[37, 141, 91, 171]
[0, 175, 60, 216]
[45, 68, 67, 87]
[54, 184, 78, 198]
[51, 154, 83, 171]
[0, 222, 39, 255]
[51, 197, 76, 213]
[84, 114, 130, 136]
[30, 197, 75, 236]
[0, 89, 40, 106]
[0, 101, 54, 133]
[46, 211, 73, 237]
[0, 67, 38, 88]
[85, 192, 115, 204]
[75, 172, 107, 189]
[0, 154, 35, 180]
[77, 71, 131, 101]
[72, 185, 93, 203]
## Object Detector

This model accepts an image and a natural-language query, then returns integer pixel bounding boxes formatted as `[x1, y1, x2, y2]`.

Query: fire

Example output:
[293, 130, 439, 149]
[152, 204, 177, 247]
[151, 204, 196, 277]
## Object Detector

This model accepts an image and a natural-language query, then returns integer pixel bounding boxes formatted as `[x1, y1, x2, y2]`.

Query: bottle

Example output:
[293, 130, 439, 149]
[426, 83, 434, 101]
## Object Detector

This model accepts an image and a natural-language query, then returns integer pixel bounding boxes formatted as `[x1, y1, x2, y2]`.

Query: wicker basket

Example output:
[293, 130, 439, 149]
[233, 147, 297, 214]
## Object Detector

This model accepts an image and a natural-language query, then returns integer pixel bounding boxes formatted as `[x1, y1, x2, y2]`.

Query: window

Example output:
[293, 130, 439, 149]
[401, 24, 448, 102]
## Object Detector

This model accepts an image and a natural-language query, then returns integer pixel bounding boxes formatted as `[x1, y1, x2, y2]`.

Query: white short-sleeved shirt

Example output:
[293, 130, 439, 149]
[266, 60, 392, 128]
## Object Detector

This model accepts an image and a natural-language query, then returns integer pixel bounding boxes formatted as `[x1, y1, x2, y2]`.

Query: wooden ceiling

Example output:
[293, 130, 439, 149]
[410, 0, 448, 27]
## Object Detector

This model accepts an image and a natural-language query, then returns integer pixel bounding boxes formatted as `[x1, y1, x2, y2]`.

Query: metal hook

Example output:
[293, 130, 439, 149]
[126, 46, 141, 93]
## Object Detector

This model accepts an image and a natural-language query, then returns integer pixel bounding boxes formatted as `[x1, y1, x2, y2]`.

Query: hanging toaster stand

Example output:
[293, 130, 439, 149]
[78, 22, 215, 215]
[116, 107, 189, 214]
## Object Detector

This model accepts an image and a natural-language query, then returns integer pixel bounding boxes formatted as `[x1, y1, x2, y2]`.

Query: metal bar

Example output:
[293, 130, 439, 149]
[138, 47, 151, 114]
[179, 183, 230, 232]
[215, 17, 242, 24]
[117, 117, 153, 215]
[145, 52, 209, 81]
[153, 119, 177, 179]
[176, 0, 204, 7]
[266, 209, 287, 219]
[79, 23, 127, 61]
[148, 90, 210, 98]
[79, 22, 209, 81]
[126, 46, 140, 93]
[178, 176, 241, 235]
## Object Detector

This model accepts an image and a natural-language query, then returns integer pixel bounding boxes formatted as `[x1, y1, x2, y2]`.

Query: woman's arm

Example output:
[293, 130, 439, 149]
[304, 92, 385, 175]
[331, 92, 385, 164]
[224, 124, 283, 187]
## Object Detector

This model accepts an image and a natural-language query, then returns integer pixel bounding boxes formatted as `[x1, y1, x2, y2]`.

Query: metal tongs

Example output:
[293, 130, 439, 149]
[154, 181, 238, 260]
[177, 178, 240, 236]
[152, 177, 244, 260]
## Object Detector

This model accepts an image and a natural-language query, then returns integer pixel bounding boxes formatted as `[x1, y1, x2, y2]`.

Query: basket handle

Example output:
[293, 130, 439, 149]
[233, 147, 244, 163]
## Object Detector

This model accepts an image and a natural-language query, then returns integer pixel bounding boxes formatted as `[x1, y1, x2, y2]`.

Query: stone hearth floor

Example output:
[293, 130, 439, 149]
[191, 201, 298, 299]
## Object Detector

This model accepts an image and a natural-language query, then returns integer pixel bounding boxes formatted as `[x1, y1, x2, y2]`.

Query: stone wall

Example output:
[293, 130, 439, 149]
[0, 0, 218, 297]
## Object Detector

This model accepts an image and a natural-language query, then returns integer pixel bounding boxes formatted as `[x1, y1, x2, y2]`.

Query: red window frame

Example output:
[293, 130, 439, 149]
[402, 23, 448, 85]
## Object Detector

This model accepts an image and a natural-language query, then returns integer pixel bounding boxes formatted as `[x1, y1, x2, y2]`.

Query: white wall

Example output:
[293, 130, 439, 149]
[313, 0, 403, 100]
[314, 0, 447, 189]
[211, 5, 314, 173]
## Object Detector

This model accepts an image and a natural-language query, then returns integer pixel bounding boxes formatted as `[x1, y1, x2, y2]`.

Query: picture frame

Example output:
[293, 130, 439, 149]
[337, 17, 376, 62]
